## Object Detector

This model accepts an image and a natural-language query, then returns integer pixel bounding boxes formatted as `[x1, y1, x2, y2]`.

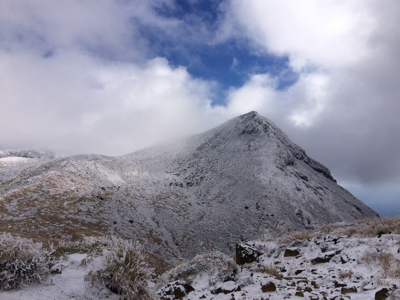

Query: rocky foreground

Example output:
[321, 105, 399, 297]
[157, 218, 400, 300]
[2, 218, 399, 300]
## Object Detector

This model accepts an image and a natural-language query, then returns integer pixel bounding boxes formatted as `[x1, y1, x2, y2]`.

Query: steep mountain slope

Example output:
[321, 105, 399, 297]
[0, 112, 378, 266]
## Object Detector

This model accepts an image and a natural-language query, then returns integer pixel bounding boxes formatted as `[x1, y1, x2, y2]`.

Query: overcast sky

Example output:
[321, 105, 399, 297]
[1, 0, 399, 216]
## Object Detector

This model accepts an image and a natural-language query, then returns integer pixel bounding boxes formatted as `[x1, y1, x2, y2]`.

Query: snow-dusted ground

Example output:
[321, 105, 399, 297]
[2, 230, 399, 299]
[1, 253, 120, 300]
[0, 249, 139, 299]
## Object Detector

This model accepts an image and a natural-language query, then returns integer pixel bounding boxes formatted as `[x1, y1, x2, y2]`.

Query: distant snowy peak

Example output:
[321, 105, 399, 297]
[0, 149, 66, 159]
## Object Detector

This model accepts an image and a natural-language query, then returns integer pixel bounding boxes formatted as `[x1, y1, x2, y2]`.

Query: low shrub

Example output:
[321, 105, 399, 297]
[158, 251, 236, 287]
[0, 232, 47, 290]
[84, 236, 154, 300]
[258, 263, 281, 279]
[361, 249, 399, 278]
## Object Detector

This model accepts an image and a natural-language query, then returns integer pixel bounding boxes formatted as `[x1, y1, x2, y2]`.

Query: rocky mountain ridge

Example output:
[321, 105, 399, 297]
[0, 111, 378, 267]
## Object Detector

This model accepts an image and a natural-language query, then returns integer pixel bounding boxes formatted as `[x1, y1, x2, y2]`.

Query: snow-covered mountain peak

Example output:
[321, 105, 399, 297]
[0, 112, 378, 267]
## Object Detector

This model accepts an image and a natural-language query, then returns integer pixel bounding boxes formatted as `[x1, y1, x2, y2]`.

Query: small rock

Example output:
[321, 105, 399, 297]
[375, 288, 389, 300]
[311, 281, 319, 289]
[295, 290, 304, 297]
[340, 254, 349, 264]
[304, 286, 312, 292]
[284, 247, 301, 257]
[334, 280, 347, 288]
[295, 269, 305, 275]
[261, 281, 277, 292]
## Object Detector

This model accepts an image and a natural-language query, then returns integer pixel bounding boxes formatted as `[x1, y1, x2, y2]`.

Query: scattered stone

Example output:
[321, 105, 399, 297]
[295, 269, 305, 275]
[375, 288, 389, 300]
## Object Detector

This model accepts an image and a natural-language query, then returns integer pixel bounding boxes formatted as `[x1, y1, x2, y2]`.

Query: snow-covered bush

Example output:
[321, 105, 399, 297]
[0, 232, 47, 290]
[158, 251, 236, 287]
[84, 236, 154, 300]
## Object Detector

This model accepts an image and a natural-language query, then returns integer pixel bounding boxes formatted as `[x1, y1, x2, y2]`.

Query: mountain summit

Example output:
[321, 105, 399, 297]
[0, 111, 378, 265]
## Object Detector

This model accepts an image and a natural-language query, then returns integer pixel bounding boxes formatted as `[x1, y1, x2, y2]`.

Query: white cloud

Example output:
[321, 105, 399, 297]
[1, 0, 399, 189]
[0, 49, 223, 155]
[224, 0, 377, 70]
[221, 0, 400, 185]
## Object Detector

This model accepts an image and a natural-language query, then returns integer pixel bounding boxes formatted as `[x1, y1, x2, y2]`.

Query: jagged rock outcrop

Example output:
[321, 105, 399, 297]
[0, 111, 378, 265]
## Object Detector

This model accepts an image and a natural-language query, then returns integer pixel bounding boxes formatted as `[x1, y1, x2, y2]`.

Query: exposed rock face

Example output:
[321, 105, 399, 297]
[236, 242, 263, 265]
[0, 111, 378, 264]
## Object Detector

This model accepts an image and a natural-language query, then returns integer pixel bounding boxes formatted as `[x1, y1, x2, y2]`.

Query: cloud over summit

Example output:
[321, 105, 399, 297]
[1, 0, 399, 202]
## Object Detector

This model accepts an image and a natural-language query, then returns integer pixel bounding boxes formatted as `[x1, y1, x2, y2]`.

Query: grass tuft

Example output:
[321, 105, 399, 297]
[0, 232, 47, 290]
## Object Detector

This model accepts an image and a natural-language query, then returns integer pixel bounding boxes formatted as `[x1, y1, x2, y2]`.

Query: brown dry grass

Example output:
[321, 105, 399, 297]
[273, 216, 400, 246]
[258, 263, 282, 279]
[361, 250, 399, 278]
[338, 269, 354, 279]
